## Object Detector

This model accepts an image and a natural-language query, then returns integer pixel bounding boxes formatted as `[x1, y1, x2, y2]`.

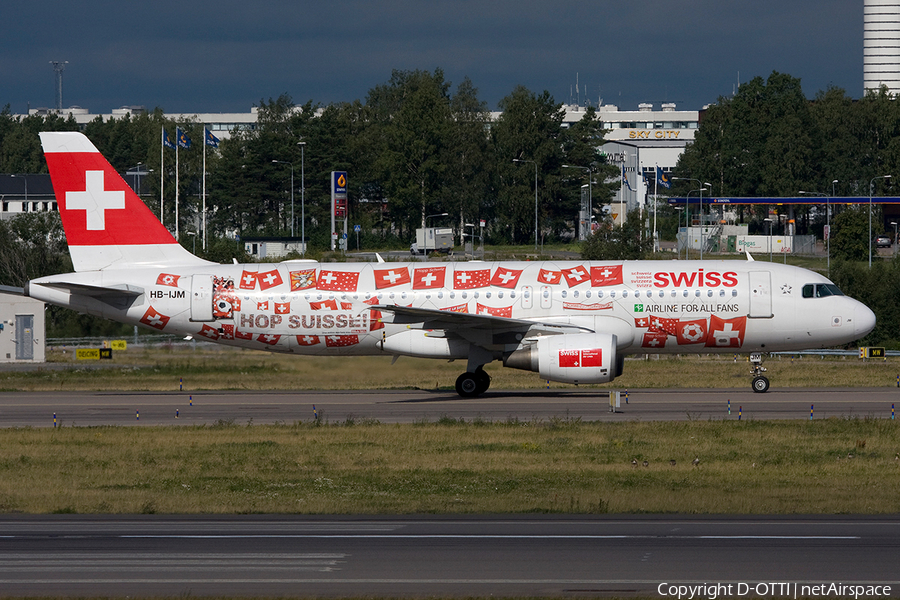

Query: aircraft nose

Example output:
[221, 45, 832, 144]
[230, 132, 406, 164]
[854, 302, 876, 338]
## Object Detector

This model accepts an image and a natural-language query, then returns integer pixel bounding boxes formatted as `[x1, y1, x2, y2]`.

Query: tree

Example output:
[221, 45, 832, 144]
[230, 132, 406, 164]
[580, 210, 653, 260]
[829, 207, 870, 261]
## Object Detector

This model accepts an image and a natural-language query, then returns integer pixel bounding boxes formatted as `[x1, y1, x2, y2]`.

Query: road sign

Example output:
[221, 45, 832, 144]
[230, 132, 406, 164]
[354, 224, 361, 232]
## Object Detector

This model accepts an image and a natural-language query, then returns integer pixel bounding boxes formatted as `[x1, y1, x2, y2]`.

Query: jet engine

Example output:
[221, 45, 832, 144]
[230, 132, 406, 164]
[503, 333, 621, 385]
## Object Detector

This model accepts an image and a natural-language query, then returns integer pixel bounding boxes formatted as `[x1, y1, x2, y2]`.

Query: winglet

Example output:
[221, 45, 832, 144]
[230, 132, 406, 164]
[745, 248, 755, 262]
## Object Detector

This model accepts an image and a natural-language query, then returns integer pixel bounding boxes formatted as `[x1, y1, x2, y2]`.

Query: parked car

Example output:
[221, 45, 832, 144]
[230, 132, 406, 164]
[875, 235, 892, 248]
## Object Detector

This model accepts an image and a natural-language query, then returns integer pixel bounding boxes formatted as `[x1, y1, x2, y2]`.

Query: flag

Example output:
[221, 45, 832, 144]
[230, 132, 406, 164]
[441, 303, 469, 313]
[590, 265, 623, 287]
[363, 296, 385, 331]
[234, 328, 253, 340]
[162, 129, 176, 150]
[177, 127, 192, 149]
[197, 324, 220, 340]
[257, 300, 269, 311]
[258, 268, 284, 290]
[156, 273, 181, 287]
[220, 324, 235, 340]
[274, 302, 290, 315]
[675, 318, 708, 345]
[310, 298, 339, 311]
[413, 266, 446, 289]
[641, 331, 668, 349]
[453, 268, 491, 289]
[537, 268, 562, 285]
[318, 269, 359, 292]
[561, 265, 590, 287]
[290, 269, 317, 291]
[649, 315, 679, 336]
[325, 334, 359, 347]
[476, 303, 512, 318]
[205, 128, 220, 148]
[706, 315, 747, 348]
[622, 164, 633, 191]
[634, 316, 651, 328]
[140, 306, 170, 330]
[490, 266, 523, 289]
[239, 270, 258, 290]
[657, 166, 671, 189]
[374, 267, 411, 289]
[296, 335, 321, 346]
[257, 333, 281, 345]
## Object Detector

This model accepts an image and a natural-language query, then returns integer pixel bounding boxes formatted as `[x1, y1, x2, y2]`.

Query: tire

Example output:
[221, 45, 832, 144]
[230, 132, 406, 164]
[474, 368, 491, 394]
[751, 375, 770, 393]
[455, 372, 481, 397]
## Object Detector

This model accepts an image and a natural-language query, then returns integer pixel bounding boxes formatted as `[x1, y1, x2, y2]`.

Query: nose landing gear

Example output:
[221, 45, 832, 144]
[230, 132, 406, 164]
[749, 352, 769, 393]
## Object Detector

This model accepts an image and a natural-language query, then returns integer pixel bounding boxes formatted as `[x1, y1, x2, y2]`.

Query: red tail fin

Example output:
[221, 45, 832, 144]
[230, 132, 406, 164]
[40, 132, 210, 271]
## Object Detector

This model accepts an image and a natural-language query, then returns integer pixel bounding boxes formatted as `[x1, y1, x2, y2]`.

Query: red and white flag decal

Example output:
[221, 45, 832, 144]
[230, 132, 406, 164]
[257, 333, 281, 345]
[140, 306, 170, 330]
[590, 265, 623, 287]
[634, 316, 651, 328]
[310, 298, 338, 311]
[257, 300, 269, 311]
[537, 269, 562, 285]
[234, 329, 254, 340]
[296, 335, 321, 346]
[197, 324, 220, 340]
[289, 269, 317, 291]
[490, 266, 523, 289]
[641, 331, 668, 349]
[561, 266, 590, 287]
[676, 318, 708, 345]
[363, 296, 385, 331]
[649, 315, 679, 336]
[413, 266, 446, 289]
[258, 269, 284, 290]
[220, 324, 235, 340]
[453, 268, 490, 289]
[239, 270, 258, 290]
[476, 303, 512, 318]
[318, 270, 359, 292]
[156, 273, 181, 287]
[274, 302, 290, 315]
[374, 267, 411, 289]
[706, 315, 747, 348]
[326, 334, 359, 347]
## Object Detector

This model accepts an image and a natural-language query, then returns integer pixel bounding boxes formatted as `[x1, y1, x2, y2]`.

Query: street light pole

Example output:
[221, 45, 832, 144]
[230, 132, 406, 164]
[513, 158, 538, 250]
[764, 218, 773, 262]
[869, 174, 891, 268]
[671, 177, 709, 259]
[298, 141, 306, 255]
[892, 221, 898, 258]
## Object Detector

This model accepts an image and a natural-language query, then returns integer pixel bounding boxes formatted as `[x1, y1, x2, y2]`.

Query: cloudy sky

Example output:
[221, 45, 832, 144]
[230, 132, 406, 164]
[3, 0, 862, 115]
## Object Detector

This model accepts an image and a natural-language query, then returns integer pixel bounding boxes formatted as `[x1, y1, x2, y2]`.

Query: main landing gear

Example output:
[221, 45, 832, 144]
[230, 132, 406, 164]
[749, 352, 769, 393]
[455, 367, 491, 398]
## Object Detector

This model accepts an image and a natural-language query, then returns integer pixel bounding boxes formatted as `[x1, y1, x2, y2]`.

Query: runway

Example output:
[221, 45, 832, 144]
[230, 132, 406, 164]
[1, 515, 898, 597]
[0, 387, 897, 426]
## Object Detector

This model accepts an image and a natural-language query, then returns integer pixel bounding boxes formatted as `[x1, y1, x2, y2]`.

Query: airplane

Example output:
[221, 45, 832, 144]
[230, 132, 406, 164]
[26, 131, 876, 397]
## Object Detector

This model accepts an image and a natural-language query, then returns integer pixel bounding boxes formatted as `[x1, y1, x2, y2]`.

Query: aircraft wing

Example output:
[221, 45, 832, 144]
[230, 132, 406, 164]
[372, 304, 592, 336]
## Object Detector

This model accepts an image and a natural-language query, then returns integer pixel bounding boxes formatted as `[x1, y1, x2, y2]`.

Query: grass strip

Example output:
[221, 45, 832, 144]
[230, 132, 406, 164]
[0, 418, 898, 515]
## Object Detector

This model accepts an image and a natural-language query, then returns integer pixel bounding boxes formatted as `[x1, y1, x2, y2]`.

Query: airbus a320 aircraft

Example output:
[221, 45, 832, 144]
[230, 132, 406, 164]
[27, 132, 876, 397]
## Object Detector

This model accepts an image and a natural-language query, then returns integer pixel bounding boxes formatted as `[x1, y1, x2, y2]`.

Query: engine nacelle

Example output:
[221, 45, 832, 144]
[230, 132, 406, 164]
[503, 333, 619, 385]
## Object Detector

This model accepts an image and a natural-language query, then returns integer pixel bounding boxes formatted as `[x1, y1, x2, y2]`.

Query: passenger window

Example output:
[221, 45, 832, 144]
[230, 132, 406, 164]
[561, 290, 568, 298]
[731, 289, 738, 297]
[622, 290, 628, 298]
[719, 289, 726, 297]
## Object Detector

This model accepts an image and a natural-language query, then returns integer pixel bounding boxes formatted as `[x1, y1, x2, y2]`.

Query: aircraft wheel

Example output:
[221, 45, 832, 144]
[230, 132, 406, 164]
[474, 368, 491, 394]
[455, 372, 481, 398]
[751, 375, 770, 393]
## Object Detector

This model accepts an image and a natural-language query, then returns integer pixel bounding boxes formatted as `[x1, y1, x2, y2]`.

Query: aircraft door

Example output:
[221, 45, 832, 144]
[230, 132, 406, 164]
[748, 271, 773, 318]
[190, 275, 215, 322]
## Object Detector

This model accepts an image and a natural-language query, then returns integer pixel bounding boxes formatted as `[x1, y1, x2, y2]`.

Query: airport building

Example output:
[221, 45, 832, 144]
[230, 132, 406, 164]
[865, 0, 900, 95]
[0, 293, 45, 363]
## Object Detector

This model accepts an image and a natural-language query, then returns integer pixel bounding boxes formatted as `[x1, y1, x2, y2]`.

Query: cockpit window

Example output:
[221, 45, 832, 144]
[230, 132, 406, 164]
[803, 283, 845, 298]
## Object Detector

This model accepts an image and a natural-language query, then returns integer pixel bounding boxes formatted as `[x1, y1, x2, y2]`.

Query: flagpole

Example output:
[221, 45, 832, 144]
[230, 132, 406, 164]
[160, 126, 165, 225]
[202, 130, 207, 251]
[654, 164, 659, 253]
[175, 130, 180, 241]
